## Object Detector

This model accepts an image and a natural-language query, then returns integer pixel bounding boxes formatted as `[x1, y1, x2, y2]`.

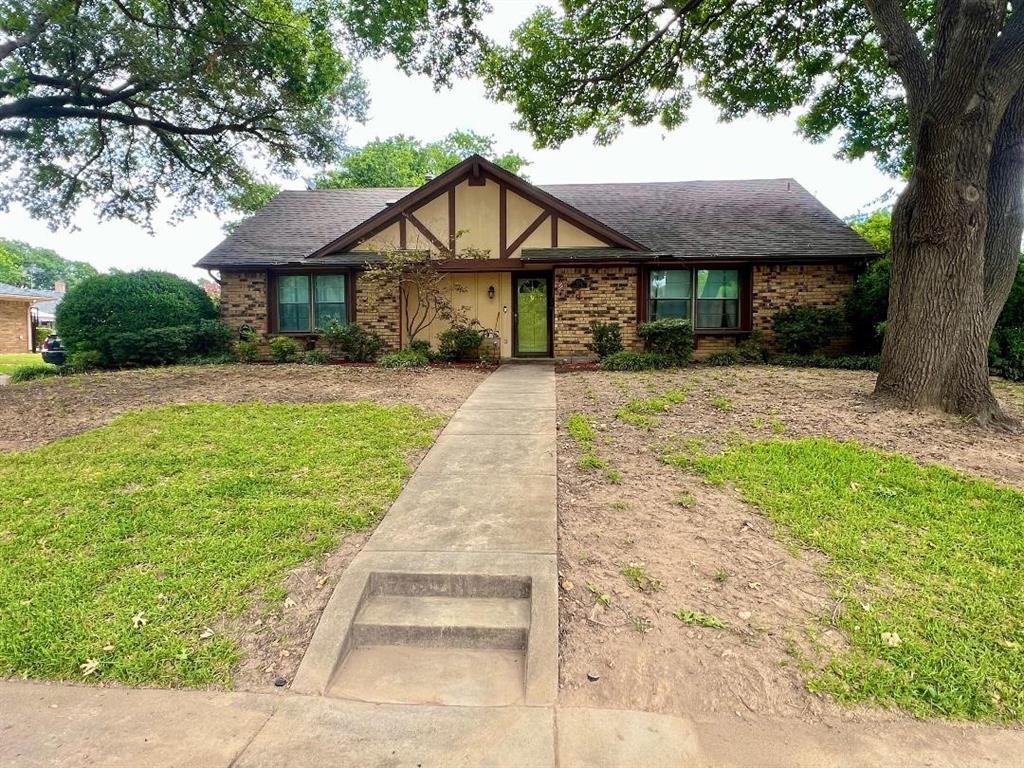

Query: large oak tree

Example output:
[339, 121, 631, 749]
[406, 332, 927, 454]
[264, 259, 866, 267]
[0, 0, 485, 228]
[469, 0, 1024, 424]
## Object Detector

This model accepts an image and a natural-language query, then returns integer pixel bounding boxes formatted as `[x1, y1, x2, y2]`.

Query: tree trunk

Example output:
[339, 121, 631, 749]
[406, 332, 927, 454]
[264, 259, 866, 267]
[874, 111, 1006, 423]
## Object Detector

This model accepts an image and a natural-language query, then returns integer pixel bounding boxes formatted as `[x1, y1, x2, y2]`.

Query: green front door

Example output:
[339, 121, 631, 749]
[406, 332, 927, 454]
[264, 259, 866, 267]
[514, 276, 550, 357]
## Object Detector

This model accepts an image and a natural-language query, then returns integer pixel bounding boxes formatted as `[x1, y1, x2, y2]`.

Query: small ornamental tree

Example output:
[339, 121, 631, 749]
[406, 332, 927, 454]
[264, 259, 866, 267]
[361, 237, 488, 346]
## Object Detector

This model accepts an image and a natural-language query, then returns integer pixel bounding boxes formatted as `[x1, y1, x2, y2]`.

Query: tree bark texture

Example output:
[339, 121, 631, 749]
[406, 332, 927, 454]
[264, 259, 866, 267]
[871, 0, 1024, 424]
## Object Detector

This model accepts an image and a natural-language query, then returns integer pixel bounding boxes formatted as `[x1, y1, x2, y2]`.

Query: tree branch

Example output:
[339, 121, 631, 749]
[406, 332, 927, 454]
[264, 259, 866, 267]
[985, 5, 1024, 109]
[863, 0, 930, 129]
[0, 12, 50, 61]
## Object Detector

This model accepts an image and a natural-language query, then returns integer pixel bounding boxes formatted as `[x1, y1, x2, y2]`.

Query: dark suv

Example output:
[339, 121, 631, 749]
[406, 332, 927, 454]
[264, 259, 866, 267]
[41, 334, 66, 365]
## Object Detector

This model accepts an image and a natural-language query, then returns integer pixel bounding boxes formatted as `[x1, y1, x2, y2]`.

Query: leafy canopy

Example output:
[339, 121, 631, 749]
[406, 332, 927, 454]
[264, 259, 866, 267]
[314, 129, 529, 189]
[0, 0, 369, 227]
[476, 0, 927, 176]
[0, 238, 97, 289]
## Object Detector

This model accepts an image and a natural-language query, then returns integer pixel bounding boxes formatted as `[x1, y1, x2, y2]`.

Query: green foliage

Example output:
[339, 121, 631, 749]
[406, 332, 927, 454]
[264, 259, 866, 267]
[57, 271, 217, 367]
[990, 327, 1024, 382]
[268, 336, 302, 364]
[0, 0, 372, 228]
[737, 332, 770, 363]
[692, 438, 1024, 722]
[378, 350, 430, 368]
[588, 321, 624, 359]
[771, 354, 881, 371]
[0, 239, 97, 290]
[637, 318, 694, 362]
[408, 338, 433, 357]
[191, 320, 234, 357]
[438, 325, 484, 361]
[599, 351, 674, 371]
[849, 210, 893, 256]
[64, 350, 102, 373]
[479, 1, 917, 176]
[567, 413, 597, 448]
[318, 320, 384, 362]
[706, 350, 741, 366]
[223, 183, 282, 233]
[845, 257, 892, 353]
[674, 609, 728, 630]
[8, 364, 59, 384]
[314, 130, 529, 189]
[233, 340, 261, 364]
[0, 402, 439, 686]
[772, 306, 844, 355]
[302, 349, 330, 365]
[621, 562, 663, 593]
[107, 326, 196, 368]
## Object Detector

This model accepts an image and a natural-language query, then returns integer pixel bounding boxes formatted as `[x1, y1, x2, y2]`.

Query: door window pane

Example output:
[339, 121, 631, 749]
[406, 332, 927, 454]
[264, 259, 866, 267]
[314, 274, 347, 329]
[649, 269, 691, 321]
[278, 275, 310, 332]
[696, 269, 740, 329]
[516, 278, 549, 354]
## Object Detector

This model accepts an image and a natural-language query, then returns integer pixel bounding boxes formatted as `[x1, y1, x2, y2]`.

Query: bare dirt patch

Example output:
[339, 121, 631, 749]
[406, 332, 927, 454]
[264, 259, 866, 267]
[555, 366, 1024, 723]
[0, 363, 487, 453]
[0, 363, 487, 692]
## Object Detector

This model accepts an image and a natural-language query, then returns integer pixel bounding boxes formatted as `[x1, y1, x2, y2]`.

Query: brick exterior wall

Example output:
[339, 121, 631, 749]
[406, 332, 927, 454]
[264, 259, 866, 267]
[752, 262, 857, 349]
[0, 299, 31, 353]
[553, 266, 640, 358]
[219, 270, 269, 340]
[355, 273, 401, 351]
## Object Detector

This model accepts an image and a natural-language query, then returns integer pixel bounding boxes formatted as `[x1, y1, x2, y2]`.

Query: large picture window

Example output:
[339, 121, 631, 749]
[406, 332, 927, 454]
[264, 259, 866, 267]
[276, 273, 348, 332]
[648, 268, 742, 330]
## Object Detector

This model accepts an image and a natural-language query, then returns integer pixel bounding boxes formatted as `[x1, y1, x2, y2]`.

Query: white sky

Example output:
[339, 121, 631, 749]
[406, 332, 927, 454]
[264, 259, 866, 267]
[0, 1, 900, 282]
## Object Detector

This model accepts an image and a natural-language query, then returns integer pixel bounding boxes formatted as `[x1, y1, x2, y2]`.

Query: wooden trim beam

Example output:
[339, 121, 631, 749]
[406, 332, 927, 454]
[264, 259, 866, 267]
[499, 184, 507, 259]
[448, 187, 456, 255]
[399, 217, 407, 249]
[405, 211, 447, 253]
[551, 214, 558, 247]
[504, 211, 550, 259]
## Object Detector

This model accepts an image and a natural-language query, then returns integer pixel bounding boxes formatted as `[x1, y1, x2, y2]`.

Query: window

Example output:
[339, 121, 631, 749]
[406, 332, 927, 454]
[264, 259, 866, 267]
[648, 269, 691, 320]
[278, 275, 311, 332]
[647, 269, 742, 330]
[276, 273, 348, 332]
[696, 269, 740, 329]
[314, 275, 347, 329]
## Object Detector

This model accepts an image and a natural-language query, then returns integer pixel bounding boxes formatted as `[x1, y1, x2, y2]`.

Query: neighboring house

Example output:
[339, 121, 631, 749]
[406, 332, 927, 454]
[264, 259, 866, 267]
[0, 283, 64, 353]
[198, 154, 876, 360]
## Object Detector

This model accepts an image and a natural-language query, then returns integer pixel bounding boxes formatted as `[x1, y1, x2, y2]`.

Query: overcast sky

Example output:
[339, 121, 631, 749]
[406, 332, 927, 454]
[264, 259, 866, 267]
[0, 1, 901, 282]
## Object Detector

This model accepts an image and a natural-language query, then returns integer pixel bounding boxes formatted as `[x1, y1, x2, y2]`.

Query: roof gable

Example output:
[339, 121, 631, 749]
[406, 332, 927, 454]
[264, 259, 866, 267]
[308, 154, 648, 258]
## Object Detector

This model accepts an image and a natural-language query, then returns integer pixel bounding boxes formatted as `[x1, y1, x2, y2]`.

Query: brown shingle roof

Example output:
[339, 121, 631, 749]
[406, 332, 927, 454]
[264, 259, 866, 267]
[197, 177, 875, 268]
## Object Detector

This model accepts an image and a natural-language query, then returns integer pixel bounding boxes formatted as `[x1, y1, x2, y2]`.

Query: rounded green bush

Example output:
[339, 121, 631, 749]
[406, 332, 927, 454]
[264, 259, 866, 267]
[8, 364, 60, 384]
[56, 271, 217, 365]
[378, 350, 430, 369]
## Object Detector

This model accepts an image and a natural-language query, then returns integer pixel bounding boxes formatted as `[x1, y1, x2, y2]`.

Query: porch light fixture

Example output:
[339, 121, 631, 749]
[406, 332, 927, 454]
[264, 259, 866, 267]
[570, 277, 589, 291]
[488, 285, 496, 299]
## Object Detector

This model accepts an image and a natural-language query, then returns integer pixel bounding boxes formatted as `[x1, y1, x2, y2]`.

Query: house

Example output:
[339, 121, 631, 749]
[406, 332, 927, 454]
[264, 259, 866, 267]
[0, 283, 64, 353]
[198, 155, 876, 360]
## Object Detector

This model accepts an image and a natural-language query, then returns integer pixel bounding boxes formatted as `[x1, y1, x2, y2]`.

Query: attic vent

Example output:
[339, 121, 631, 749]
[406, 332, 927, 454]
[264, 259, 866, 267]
[384, 199, 398, 206]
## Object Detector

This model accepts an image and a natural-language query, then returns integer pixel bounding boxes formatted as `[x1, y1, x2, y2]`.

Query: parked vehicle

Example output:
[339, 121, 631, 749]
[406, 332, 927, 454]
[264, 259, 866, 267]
[41, 334, 66, 365]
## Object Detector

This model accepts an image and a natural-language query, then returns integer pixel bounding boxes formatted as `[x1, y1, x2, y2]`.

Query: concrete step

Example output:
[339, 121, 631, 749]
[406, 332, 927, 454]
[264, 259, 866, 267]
[352, 595, 530, 650]
[367, 571, 531, 599]
[328, 646, 526, 706]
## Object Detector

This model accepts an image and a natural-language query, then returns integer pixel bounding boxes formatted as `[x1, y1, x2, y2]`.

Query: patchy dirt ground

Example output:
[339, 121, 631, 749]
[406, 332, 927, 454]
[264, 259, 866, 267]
[555, 366, 1024, 724]
[0, 363, 488, 453]
[0, 363, 487, 692]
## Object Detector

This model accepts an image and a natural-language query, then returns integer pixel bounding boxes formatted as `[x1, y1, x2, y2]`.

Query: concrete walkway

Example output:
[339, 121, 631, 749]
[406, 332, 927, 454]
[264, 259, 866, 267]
[5, 364, 1024, 766]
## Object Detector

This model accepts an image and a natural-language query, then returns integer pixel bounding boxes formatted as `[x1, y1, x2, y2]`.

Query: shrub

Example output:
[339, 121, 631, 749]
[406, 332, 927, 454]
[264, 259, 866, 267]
[600, 351, 674, 371]
[990, 327, 1024, 381]
[303, 349, 330, 365]
[438, 325, 484, 361]
[771, 353, 881, 371]
[845, 257, 891, 353]
[319, 319, 384, 362]
[269, 336, 302, 363]
[408, 338, 433, 357]
[736, 331, 769, 363]
[56, 270, 216, 366]
[378, 350, 430, 368]
[179, 353, 236, 366]
[107, 325, 195, 368]
[637, 318, 694, 362]
[234, 339, 260, 363]
[192, 319, 234, 357]
[705, 350, 741, 366]
[8, 364, 60, 383]
[64, 349, 102, 373]
[588, 321, 624, 359]
[772, 306, 844, 355]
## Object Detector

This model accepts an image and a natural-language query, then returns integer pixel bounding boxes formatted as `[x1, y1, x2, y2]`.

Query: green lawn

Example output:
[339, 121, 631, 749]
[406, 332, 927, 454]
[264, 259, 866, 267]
[0, 402, 440, 687]
[0, 352, 43, 375]
[672, 438, 1024, 723]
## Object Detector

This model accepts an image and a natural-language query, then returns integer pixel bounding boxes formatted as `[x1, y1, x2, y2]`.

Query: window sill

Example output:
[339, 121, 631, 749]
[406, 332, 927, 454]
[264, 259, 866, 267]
[694, 328, 749, 336]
